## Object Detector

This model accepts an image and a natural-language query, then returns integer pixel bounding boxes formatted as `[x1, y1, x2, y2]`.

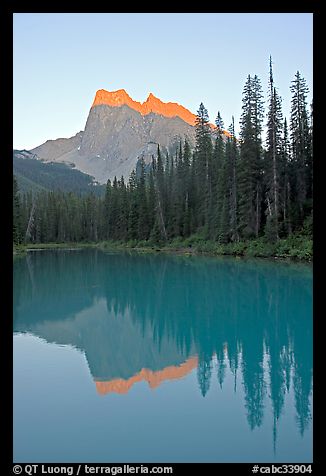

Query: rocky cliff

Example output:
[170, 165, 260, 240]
[30, 89, 198, 183]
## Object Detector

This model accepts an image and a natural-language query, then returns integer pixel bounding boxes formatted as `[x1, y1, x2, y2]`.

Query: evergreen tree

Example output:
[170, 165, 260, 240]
[215, 110, 224, 131]
[85, 193, 99, 242]
[24, 191, 36, 243]
[280, 118, 293, 235]
[127, 171, 139, 241]
[211, 113, 228, 241]
[137, 159, 150, 240]
[116, 177, 128, 240]
[290, 71, 311, 225]
[174, 141, 185, 236]
[238, 74, 264, 238]
[228, 117, 239, 242]
[13, 175, 23, 244]
[182, 139, 192, 236]
[208, 117, 225, 240]
[152, 146, 168, 241]
[308, 100, 313, 200]
[193, 103, 213, 229]
[147, 165, 156, 237]
[108, 177, 120, 240]
[264, 57, 283, 242]
[166, 151, 180, 238]
[104, 179, 112, 239]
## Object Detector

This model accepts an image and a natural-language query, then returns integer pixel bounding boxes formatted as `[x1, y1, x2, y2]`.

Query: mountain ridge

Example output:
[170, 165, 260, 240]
[13, 149, 105, 195]
[92, 88, 198, 126]
[27, 88, 228, 184]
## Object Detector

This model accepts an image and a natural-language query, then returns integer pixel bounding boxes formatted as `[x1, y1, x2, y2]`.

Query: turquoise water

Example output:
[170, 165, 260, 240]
[13, 249, 313, 463]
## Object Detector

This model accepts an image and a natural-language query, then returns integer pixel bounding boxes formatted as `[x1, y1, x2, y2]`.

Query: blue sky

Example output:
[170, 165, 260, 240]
[13, 13, 313, 150]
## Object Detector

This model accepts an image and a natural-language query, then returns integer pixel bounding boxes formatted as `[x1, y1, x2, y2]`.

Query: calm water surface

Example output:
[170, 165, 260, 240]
[13, 249, 313, 462]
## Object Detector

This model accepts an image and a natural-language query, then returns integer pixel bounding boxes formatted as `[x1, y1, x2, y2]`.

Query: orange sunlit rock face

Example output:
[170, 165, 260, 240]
[95, 356, 198, 395]
[92, 89, 197, 126]
[92, 89, 231, 138]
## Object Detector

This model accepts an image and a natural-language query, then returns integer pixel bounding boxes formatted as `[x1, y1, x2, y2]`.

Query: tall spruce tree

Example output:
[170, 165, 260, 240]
[152, 146, 168, 241]
[147, 164, 156, 236]
[182, 139, 192, 236]
[193, 103, 213, 230]
[104, 179, 112, 239]
[117, 177, 128, 240]
[309, 100, 313, 200]
[208, 111, 223, 239]
[290, 71, 311, 225]
[227, 117, 239, 242]
[264, 57, 283, 241]
[127, 171, 139, 240]
[213, 112, 228, 241]
[280, 118, 293, 235]
[238, 74, 264, 238]
[137, 158, 150, 240]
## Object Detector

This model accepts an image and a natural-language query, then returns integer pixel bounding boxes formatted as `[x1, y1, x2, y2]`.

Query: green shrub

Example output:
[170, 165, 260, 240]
[195, 241, 216, 253]
[183, 232, 206, 247]
[136, 239, 155, 248]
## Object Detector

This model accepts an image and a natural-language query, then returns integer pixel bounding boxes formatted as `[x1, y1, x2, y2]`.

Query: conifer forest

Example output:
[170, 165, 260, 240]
[13, 60, 313, 259]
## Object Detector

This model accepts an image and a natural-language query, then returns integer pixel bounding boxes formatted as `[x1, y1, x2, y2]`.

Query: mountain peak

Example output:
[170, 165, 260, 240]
[93, 88, 133, 107]
[92, 87, 197, 126]
[146, 92, 161, 103]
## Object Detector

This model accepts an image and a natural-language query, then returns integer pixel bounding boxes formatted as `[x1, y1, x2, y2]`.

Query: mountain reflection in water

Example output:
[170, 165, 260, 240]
[14, 249, 312, 441]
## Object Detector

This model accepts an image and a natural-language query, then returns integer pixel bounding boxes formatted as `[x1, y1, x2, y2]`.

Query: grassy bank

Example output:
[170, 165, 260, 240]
[98, 233, 312, 261]
[13, 233, 312, 262]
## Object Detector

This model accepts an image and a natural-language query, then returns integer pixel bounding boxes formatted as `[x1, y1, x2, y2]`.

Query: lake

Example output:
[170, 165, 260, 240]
[13, 249, 313, 463]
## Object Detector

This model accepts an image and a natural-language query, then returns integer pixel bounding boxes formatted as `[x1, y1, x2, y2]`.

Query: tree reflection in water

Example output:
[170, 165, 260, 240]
[14, 249, 313, 445]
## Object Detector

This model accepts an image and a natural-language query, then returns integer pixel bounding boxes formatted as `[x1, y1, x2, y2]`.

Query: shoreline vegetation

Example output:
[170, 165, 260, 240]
[13, 232, 312, 262]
